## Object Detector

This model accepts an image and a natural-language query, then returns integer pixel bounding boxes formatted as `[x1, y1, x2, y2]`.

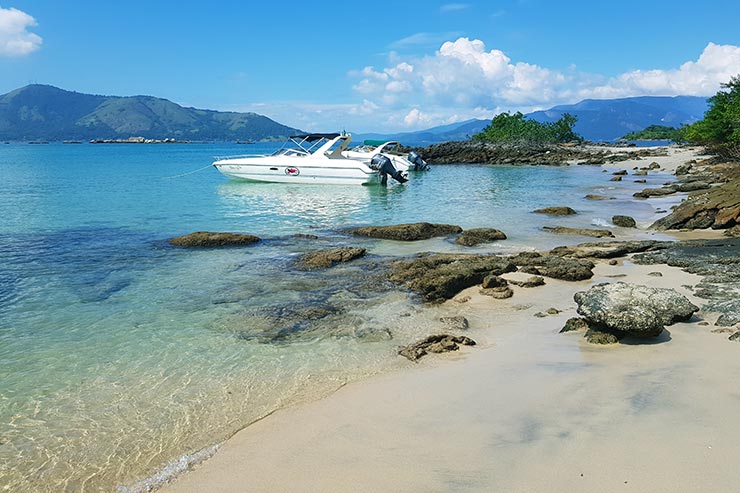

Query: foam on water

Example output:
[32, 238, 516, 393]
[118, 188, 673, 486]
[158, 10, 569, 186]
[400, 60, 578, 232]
[0, 143, 685, 491]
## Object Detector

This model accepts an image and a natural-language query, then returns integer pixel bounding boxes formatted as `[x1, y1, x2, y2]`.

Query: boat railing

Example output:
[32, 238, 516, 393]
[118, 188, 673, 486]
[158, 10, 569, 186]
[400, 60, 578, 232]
[213, 153, 267, 160]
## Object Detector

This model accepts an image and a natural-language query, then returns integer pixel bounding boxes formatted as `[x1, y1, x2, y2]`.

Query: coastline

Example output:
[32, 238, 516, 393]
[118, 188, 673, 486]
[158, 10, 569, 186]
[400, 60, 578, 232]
[158, 145, 740, 492]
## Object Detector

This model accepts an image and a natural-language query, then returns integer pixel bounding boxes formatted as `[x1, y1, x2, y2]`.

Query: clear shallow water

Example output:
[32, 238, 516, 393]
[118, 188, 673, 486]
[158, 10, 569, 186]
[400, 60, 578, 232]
[0, 143, 679, 491]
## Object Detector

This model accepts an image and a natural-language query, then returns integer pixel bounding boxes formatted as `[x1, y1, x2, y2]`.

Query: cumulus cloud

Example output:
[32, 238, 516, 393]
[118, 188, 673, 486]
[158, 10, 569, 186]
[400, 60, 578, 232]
[0, 7, 42, 57]
[350, 38, 740, 130]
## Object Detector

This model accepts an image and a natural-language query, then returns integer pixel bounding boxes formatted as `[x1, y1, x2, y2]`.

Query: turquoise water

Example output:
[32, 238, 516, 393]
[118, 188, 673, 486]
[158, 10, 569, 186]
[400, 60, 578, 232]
[0, 143, 678, 491]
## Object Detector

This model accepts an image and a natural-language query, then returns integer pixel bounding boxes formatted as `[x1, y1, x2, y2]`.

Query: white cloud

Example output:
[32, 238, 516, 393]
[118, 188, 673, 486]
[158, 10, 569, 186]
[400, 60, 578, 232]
[440, 3, 470, 12]
[349, 38, 740, 131]
[0, 7, 42, 57]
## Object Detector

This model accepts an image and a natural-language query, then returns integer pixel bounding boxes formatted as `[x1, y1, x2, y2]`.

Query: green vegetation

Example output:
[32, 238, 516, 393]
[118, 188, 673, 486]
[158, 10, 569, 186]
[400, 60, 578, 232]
[472, 111, 581, 144]
[682, 75, 740, 157]
[621, 125, 685, 141]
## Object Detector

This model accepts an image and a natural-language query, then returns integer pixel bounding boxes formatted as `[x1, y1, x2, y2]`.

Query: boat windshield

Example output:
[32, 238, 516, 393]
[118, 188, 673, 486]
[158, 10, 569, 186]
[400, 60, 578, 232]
[270, 148, 308, 157]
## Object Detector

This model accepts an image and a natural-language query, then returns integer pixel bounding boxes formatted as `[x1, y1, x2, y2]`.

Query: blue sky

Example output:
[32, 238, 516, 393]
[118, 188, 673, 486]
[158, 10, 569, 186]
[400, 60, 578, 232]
[1, 0, 739, 132]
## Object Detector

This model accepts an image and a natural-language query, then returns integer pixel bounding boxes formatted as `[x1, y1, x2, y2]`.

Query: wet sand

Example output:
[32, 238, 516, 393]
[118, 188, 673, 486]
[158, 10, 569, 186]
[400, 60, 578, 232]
[163, 146, 740, 492]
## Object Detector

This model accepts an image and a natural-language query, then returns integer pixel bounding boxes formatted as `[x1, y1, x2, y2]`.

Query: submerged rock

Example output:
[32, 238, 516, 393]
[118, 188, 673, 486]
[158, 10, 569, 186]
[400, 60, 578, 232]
[439, 316, 470, 331]
[169, 231, 261, 248]
[398, 334, 476, 361]
[456, 228, 507, 246]
[347, 222, 462, 241]
[297, 247, 367, 270]
[574, 282, 699, 338]
[585, 194, 615, 200]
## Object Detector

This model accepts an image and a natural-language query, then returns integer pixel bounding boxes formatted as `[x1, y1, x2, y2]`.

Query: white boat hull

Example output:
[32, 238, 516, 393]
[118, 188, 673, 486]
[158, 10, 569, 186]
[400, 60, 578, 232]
[213, 158, 380, 185]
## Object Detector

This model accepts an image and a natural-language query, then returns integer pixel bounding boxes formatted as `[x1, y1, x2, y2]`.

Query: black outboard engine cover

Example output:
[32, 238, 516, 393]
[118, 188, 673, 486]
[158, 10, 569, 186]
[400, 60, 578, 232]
[370, 154, 408, 185]
[407, 151, 430, 171]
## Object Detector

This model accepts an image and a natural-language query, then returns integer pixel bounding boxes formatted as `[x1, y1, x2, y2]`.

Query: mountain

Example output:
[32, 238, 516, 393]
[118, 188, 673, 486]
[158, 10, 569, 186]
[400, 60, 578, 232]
[353, 119, 490, 145]
[0, 85, 301, 141]
[526, 96, 708, 141]
[357, 96, 709, 145]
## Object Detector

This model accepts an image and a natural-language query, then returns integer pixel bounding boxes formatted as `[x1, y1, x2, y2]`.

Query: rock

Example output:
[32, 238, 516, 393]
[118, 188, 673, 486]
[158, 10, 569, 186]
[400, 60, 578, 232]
[510, 252, 595, 281]
[585, 194, 615, 200]
[480, 286, 514, 298]
[533, 206, 577, 216]
[354, 326, 393, 342]
[715, 313, 740, 327]
[648, 161, 661, 170]
[612, 170, 628, 176]
[508, 275, 545, 287]
[674, 181, 711, 192]
[548, 240, 668, 259]
[560, 317, 590, 333]
[574, 282, 699, 338]
[633, 187, 677, 199]
[729, 332, 740, 342]
[546, 307, 561, 315]
[633, 170, 648, 176]
[712, 327, 736, 334]
[456, 228, 507, 246]
[293, 233, 319, 239]
[610, 175, 623, 182]
[608, 259, 618, 265]
[648, 271, 663, 277]
[481, 275, 508, 288]
[675, 163, 693, 175]
[652, 165, 740, 231]
[169, 231, 261, 248]
[542, 226, 615, 238]
[398, 334, 476, 361]
[297, 247, 366, 269]
[347, 222, 462, 241]
[440, 316, 470, 330]
[585, 328, 621, 344]
[390, 253, 517, 303]
[534, 312, 548, 318]
[612, 215, 637, 228]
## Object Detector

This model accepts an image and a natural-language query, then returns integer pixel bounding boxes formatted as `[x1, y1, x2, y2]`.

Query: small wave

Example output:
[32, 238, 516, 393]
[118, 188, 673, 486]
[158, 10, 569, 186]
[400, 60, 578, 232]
[591, 217, 611, 227]
[117, 443, 220, 493]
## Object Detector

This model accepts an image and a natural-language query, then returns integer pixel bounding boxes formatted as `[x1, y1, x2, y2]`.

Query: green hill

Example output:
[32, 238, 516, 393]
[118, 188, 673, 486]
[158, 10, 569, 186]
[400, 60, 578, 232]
[0, 85, 301, 141]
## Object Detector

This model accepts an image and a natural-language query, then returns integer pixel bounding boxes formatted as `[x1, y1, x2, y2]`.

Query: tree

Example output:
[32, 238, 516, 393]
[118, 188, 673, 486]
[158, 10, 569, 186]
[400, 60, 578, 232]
[684, 75, 740, 148]
[472, 111, 581, 144]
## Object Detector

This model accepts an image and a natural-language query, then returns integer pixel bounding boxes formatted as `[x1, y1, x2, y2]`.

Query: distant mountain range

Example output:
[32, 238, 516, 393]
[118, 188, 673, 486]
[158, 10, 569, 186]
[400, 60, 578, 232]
[355, 96, 709, 144]
[0, 85, 709, 143]
[0, 85, 300, 141]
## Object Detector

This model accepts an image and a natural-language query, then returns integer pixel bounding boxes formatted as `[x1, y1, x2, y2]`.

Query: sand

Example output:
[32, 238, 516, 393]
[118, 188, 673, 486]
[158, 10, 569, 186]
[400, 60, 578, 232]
[162, 146, 740, 492]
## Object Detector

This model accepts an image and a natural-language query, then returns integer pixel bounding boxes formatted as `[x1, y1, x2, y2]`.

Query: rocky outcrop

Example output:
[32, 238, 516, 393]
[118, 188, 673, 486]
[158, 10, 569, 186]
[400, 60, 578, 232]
[347, 222, 462, 241]
[389, 254, 517, 303]
[169, 231, 261, 247]
[549, 240, 669, 259]
[509, 252, 595, 281]
[574, 282, 699, 338]
[533, 206, 577, 216]
[542, 226, 615, 238]
[456, 228, 507, 246]
[398, 334, 476, 361]
[612, 215, 637, 228]
[297, 247, 366, 269]
[652, 164, 740, 231]
[633, 187, 677, 199]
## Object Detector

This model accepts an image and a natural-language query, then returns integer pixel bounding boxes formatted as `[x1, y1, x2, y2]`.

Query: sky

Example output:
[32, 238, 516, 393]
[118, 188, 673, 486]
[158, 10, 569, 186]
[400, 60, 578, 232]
[1, 0, 740, 133]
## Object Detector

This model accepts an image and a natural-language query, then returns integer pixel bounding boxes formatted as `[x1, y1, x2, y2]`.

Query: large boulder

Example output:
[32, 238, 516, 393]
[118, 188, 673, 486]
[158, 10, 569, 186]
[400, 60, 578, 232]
[297, 247, 366, 269]
[574, 282, 699, 338]
[347, 222, 462, 241]
[612, 215, 637, 228]
[456, 228, 507, 246]
[169, 231, 261, 248]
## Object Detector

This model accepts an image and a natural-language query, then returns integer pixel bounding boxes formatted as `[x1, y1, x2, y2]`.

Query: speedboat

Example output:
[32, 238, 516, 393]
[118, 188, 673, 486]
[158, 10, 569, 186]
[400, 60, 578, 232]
[342, 140, 430, 172]
[212, 133, 408, 185]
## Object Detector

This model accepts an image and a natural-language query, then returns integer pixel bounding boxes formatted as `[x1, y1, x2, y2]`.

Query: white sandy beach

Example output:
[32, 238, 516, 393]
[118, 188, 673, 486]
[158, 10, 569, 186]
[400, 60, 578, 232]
[162, 146, 740, 492]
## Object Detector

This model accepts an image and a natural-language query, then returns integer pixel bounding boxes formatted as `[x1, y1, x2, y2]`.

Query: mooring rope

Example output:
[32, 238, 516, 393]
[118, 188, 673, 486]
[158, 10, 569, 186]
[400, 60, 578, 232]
[161, 163, 214, 180]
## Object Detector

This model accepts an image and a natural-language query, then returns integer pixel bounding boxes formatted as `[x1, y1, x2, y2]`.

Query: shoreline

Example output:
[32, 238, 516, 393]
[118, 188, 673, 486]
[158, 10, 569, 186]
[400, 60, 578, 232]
[157, 145, 740, 492]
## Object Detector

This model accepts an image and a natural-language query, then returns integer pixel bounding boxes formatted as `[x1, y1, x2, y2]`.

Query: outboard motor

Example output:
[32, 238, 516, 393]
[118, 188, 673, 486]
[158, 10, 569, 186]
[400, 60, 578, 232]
[407, 151, 430, 171]
[370, 154, 408, 185]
